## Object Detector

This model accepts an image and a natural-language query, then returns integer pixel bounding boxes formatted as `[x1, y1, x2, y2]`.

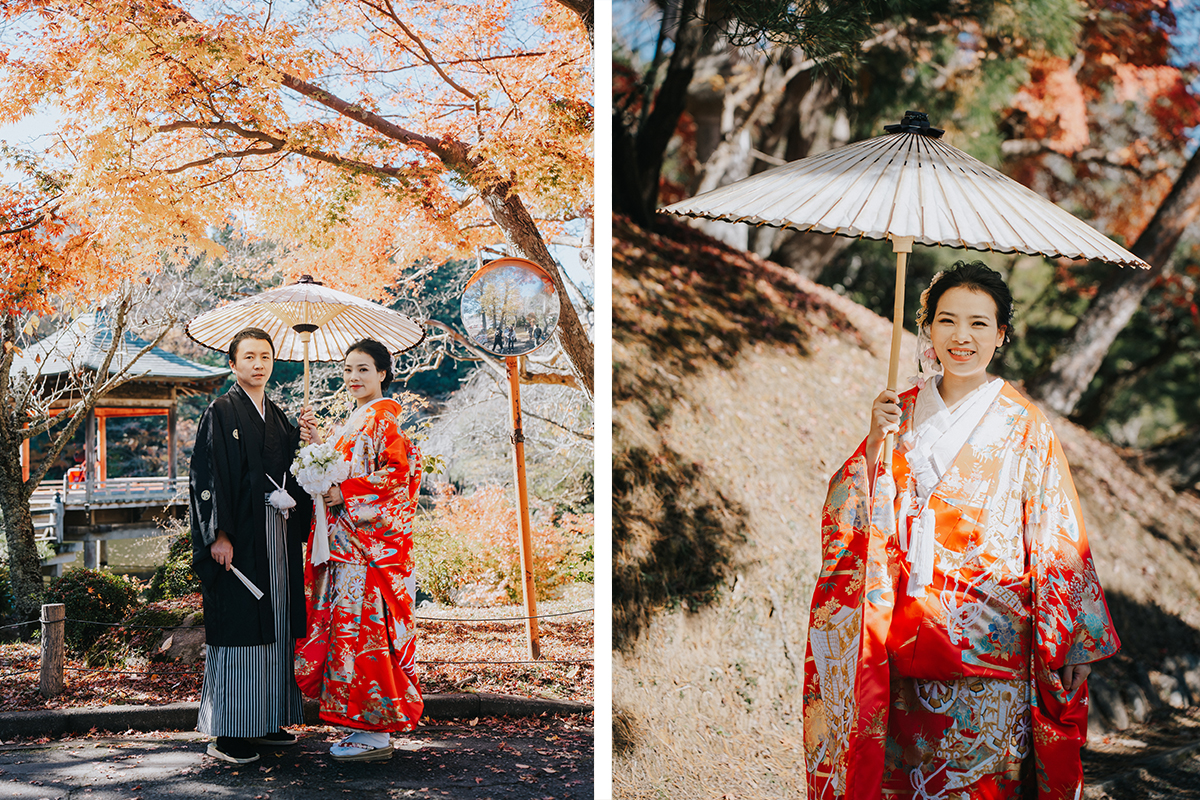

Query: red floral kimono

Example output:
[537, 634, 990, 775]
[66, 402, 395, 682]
[803, 381, 1119, 799]
[294, 398, 424, 731]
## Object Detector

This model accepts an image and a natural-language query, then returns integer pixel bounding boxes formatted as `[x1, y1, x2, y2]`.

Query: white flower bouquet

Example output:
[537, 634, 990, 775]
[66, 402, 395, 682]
[291, 441, 351, 566]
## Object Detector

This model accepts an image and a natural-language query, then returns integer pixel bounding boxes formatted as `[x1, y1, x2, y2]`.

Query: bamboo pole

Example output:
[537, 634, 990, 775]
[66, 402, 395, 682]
[884, 235, 915, 467]
[301, 331, 312, 406]
[40, 603, 65, 697]
[506, 357, 541, 660]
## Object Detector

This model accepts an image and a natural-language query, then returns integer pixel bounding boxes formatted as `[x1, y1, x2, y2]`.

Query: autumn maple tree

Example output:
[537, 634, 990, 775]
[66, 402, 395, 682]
[999, 0, 1200, 413]
[0, 0, 594, 395]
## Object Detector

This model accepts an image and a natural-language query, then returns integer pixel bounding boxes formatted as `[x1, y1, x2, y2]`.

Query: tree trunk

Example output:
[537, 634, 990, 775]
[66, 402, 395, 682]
[1027, 147, 1200, 414]
[1070, 328, 1182, 430]
[0, 416, 42, 621]
[614, 113, 652, 226]
[482, 182, 594, 398]
[630, 0, 708, 223]
[552, 0, 593, 47]
[0, 312, 42, 620]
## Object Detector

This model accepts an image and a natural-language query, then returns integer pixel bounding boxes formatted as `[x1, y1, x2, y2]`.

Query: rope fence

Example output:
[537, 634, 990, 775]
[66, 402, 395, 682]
[0, 668, 39, 680]
[6, 603, 595, 698]
[417, 607, 593, 622]
[0, 619, 40, 632]
[1, 607, 596, 632]
[424, 659, 591, 666]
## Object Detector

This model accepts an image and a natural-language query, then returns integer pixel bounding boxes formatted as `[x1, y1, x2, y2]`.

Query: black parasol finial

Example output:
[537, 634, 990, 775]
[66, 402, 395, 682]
[884, 111, 945, 139]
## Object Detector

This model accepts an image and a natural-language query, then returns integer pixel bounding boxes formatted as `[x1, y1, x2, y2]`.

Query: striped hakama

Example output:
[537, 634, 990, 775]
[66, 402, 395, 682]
[197, 501, 304, 737]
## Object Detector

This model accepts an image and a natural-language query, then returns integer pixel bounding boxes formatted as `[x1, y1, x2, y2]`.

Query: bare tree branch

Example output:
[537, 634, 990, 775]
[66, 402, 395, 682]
[366, 0, 478, 101]
[1000, 138, 1152, 178]
[520, 407, 593, 440]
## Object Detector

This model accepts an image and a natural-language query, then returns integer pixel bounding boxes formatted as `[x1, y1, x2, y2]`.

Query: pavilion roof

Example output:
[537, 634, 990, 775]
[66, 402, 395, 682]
[12, 311, 230, 391]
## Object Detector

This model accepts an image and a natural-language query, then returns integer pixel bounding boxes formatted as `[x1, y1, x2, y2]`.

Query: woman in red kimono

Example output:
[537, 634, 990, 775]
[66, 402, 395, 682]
[295, 338, 423, 762]
[803, 262, 1119, 799]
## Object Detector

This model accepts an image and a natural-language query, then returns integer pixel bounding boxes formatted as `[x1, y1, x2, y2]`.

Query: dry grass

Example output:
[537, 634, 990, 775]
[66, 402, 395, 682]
[612, 215, 1200, 799]
[612, 334, 894, 799]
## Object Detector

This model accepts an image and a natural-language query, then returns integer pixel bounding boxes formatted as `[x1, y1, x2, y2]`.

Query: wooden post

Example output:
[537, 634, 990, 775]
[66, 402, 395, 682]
[97, 415, 108, 481]
[53, 492, 64, 544]
[505, 357, 541, 660]
[84, 408, 95, 507]
[40, 603, 65, 697]
[167, 402, 178, 481]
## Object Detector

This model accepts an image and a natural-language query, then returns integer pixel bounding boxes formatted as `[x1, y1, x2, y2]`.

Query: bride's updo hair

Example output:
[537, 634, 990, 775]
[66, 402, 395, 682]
[346, 338, 395, 390]
[916, 260, 1014, 346]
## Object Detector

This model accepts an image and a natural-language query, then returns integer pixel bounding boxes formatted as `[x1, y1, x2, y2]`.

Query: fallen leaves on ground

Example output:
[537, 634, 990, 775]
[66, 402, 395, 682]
[0, 593, 593, 711]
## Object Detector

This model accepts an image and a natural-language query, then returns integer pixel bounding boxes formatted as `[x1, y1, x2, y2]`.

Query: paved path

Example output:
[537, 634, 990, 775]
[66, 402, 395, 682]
[0, 719, 593, 800]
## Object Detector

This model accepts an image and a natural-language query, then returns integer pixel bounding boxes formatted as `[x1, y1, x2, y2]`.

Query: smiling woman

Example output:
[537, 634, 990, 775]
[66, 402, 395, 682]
[293, 337, 423, 762]
[803, 260, 1121, 799]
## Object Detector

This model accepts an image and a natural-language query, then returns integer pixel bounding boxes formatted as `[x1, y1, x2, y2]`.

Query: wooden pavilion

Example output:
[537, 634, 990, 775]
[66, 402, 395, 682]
[13, 311, 229, 574]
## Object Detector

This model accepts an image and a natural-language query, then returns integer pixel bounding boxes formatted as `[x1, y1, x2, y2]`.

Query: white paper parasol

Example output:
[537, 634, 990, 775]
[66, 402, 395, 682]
[186, 275, 426, 402]
[664, 117, 1147, 268]
[661, 111, 1148, 456]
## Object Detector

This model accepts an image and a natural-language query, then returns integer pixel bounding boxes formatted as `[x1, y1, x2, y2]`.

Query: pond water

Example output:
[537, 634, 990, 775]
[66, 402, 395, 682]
[53, 533, 176, 581]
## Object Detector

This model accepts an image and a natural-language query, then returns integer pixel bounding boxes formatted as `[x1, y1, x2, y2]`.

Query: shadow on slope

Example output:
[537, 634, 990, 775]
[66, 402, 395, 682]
[1101, 591, 1200, 679]
[613, 215, 857, 650]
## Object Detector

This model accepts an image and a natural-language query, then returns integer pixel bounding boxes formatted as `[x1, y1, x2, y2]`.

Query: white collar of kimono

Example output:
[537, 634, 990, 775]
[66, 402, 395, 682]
[910, 375, 1004, 491]
[899, 375, 1003, 597]
[333, 397, 388, 450]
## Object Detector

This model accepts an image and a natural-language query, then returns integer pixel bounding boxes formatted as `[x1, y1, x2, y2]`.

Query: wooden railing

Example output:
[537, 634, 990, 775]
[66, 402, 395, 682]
[31, 476, 188, 510]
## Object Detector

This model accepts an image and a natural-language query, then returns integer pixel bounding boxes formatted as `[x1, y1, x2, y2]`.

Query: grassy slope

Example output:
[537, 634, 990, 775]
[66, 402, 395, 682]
[613, 215, 1200, 799]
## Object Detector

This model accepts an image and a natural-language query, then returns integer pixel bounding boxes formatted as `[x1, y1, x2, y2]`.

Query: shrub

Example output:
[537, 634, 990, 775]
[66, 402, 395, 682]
[148, 526, 200, 601]
[0, 563, 13, 619]
[556, 512, 594, 584]
[46, 567, 141, 652]
[412, 515, 476, 605]
[413, 485, 592, 605]
[83, 604, 194, 667]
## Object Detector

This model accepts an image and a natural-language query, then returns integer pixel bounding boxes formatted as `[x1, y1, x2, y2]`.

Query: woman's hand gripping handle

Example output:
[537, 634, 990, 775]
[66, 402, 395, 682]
[866, 389, 901, 482]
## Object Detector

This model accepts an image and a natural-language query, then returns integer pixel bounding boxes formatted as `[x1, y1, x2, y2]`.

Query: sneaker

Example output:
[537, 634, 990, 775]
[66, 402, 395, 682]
[330, 735, 393, 762]
[250, 729, 298, 746]
[207, 737, 261, 764]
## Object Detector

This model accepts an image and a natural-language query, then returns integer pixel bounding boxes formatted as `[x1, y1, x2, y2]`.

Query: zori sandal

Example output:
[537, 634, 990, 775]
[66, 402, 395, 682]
[330, 736, 393, 762]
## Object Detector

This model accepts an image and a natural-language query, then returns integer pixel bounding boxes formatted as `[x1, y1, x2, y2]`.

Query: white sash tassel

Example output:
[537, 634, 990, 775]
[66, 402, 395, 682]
[900, 377, 1003, 597]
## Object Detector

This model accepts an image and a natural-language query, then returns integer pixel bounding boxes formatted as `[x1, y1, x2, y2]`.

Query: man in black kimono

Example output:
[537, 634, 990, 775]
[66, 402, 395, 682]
[190, 327, 312, 764]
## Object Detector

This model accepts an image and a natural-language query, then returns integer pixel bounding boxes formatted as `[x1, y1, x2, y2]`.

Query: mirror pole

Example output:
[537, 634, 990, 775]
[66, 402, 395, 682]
[506, 356, 542, 660]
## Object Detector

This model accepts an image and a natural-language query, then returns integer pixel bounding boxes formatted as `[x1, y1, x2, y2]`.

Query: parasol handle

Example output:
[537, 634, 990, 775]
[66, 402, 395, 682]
[300, 331, 312, 407]
[884, 236, 915, 468]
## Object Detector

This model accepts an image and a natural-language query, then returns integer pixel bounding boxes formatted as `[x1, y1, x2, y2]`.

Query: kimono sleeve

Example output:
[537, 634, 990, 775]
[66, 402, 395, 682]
[1025, 418, 1119, 671]
[340, 403, 418, 505]
[803, 436, 897, 800]
[189, 402, 238, 556]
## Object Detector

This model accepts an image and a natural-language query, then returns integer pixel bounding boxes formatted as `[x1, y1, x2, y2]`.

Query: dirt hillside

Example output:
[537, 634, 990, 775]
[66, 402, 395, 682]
[612, 214, 1200, 799]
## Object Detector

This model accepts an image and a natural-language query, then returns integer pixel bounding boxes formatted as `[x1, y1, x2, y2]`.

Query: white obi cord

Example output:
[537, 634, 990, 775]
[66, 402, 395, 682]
[265, 472, 297, 519]
[899, 376, 1003, 597]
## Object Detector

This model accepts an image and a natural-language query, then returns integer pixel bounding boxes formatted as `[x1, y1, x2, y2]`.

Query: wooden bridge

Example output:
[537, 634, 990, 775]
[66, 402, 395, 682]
[32, 477, 189, 576]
